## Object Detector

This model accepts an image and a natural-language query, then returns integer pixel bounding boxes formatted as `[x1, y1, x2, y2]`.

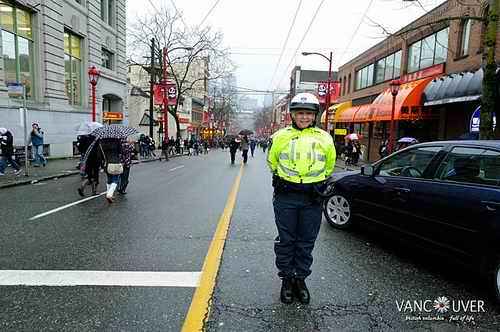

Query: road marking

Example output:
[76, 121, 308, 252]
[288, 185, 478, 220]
[29, 192, 106, 221]
[0, 270, 201, 287]
[182, 164, 244, 332]
[169, 165, 185, 172]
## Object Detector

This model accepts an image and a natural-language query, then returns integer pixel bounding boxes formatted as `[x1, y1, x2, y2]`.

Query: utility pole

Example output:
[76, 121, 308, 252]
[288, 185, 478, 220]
[149, 38, 155, 138]
[481, 0, 499, 139]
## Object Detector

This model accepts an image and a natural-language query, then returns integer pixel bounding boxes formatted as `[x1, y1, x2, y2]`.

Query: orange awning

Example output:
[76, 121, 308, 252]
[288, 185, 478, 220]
[335, 106, 360, 123]
[352, 104, 374, 122]
[369, 77, 434, 121]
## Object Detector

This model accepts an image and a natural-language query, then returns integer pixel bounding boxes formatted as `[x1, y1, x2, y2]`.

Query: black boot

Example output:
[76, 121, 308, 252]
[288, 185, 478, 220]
[280, 278, 294, 304]
[77, 180, 88, 197]
[294, 278, 310, 304]
[91, 182, 97, 195]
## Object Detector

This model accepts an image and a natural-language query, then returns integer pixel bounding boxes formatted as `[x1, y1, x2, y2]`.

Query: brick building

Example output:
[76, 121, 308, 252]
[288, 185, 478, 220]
[334, 0, 497, 162]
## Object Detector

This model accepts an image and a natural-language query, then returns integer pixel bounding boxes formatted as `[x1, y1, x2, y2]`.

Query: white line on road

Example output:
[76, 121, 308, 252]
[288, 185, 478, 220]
[169, 165, 185, 172]
[0, 270, 201, 288]
[29, 192, 106, 221]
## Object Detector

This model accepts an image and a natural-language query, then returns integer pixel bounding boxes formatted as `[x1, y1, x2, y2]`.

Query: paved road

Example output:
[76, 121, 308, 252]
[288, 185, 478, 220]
[1, 149, 500, 331]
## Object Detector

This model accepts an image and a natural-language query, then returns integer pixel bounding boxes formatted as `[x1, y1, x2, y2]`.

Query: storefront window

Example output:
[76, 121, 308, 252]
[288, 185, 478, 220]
[64, 31, 82, 105]
[0, 5, 34, 98]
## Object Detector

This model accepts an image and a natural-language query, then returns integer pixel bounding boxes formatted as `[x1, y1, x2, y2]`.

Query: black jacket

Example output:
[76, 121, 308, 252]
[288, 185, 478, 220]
[99, 138, 122, 164]
[0, 131, 14, 156]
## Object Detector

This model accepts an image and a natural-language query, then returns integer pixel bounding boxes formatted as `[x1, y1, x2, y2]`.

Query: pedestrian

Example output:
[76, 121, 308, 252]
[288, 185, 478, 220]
[30, 123, 47, 167]
[250, 138, 257, 157]
[229, 137, 240, 165]
[261, 139, 269, 153]
[240, 135, 249, 164]
[159, 137, 169, 162]
[267, 92, 335, 304]
[78, 136, 103, 196]
[378, 139, 388, 159]
[0, 127, 22, 176]
[118, 138, 134, 194]
[99, 137, 123, 203]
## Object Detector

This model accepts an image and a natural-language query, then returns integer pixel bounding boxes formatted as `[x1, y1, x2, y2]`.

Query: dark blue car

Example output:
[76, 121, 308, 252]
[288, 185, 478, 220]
[323, 140, 500, 301]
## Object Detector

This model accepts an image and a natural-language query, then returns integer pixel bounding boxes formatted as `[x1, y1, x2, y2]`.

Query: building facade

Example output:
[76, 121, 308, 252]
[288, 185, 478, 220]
[335, 0, 497, 162]
[0, 0, 127, 157]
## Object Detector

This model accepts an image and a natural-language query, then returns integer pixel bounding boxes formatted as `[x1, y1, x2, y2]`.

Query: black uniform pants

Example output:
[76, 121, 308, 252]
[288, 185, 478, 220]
[273, 190, 322, 279]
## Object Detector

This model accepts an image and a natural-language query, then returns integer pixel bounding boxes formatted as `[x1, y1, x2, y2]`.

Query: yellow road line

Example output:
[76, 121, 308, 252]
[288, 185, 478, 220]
[181, 164, 244, 332]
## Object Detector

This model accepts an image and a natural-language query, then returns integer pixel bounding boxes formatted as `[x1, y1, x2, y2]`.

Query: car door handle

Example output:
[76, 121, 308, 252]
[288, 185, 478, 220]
[394, 187, 411, 193]
[482, 201, 500, 211]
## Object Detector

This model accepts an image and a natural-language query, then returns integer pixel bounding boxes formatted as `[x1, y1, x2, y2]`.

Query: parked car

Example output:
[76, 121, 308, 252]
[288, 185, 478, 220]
[323, 140, 500, 301]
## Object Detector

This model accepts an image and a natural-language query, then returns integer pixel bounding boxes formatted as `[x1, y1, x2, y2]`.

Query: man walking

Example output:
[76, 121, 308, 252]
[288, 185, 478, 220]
[250, 138, 257, 157]
[228, 137, 240, 165]
[30, 123, 47, 167]
[0, 127, 22, 176]
[267, 93, 336, 304]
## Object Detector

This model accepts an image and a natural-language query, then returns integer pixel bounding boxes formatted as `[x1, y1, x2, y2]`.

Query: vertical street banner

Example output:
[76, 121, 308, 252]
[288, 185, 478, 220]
[317, 81, 341, 104]
[153, 84, 164, 105]
[317, 82, 327, 104]
[165, 82, 177, 106]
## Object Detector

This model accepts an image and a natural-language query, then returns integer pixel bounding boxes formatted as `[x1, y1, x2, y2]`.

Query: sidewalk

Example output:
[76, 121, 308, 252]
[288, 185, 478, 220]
[0, 150, 170, 189]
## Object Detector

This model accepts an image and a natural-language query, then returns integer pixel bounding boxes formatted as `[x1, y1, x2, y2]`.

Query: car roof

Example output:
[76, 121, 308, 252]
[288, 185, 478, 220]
[414, 140, 500, 149]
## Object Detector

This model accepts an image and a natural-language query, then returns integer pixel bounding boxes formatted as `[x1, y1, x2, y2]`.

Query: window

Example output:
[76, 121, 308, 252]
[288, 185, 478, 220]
[375, 58, 385, 84]
[407, 28, 449, 73]
[64, 31, 82, 105]
[102, 48, 113, 69]
[384, 53, 394, 81]
[437, 147, 500, 187]
[0, 4, 34, 98]
[355, 63, 375, 90]
[347, 74, 351, 93]
[100, 0, 114, 27]
[374, 50, 401, 84]
[459, 19, 471, 56]
[378, 146, 442, 178]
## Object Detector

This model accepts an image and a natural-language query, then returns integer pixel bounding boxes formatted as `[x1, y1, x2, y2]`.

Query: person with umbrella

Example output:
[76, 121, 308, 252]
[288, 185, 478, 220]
[82, 125, 138, 203]
[267, 93, 335, 304]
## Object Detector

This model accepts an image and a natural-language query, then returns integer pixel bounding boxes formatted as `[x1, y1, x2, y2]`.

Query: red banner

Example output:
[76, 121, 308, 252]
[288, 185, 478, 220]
[317, 81, 341, 105]
[153, 81, 178, 106]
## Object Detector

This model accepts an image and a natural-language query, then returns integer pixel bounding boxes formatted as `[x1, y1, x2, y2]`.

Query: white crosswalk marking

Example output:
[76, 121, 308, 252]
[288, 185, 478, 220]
[0, 270, 201, 287]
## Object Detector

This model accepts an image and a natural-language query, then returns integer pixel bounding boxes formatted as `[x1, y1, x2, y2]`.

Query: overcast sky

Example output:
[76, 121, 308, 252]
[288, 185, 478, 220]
[127, 0, 446, 101]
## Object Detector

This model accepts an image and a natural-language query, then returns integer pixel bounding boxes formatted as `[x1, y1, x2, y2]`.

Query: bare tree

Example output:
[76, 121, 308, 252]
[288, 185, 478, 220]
[128, 7, 235, 138]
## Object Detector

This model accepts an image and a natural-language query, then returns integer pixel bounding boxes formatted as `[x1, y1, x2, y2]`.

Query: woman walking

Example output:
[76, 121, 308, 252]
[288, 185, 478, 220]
[99, 137, 123, 203]
[240, 135, 249, 164]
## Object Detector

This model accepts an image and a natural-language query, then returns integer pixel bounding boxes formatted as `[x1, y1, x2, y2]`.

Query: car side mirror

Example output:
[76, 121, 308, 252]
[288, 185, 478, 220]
[361, 165, 374, 176]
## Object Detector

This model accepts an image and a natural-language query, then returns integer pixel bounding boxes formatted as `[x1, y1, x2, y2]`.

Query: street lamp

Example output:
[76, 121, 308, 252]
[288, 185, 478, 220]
[388, 79, 401, 154]
[88, 66, 101, 122]
[302, 51, 333, 131]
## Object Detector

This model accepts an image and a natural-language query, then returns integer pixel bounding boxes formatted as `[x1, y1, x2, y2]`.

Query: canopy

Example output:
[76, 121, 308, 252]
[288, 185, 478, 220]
[423, 69, 482, 106]
[367, 77, 434, 121]
[335, 105, 360, 123]
[321, 101, 352, 123]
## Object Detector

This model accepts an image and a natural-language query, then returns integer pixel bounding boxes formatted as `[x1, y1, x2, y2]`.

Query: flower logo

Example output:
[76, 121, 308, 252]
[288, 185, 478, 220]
[433, 296, 450, 313]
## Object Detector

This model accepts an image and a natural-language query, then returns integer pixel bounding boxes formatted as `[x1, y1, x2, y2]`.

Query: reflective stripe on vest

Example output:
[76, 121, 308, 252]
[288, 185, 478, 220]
[306, 168, 326, 177]
[316, 154, 326, 161]
[279, 163, 300, 177]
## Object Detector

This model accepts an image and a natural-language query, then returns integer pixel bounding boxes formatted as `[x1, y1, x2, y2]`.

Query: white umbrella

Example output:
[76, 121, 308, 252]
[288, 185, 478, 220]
[345, 133, 360, 140]
[75, 122, 103, 135]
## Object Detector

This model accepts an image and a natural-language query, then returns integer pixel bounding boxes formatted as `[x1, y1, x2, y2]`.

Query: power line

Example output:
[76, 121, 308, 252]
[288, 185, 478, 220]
[267, 0, 303, 91]
[199, 0, 222, 27]
[275, 0, 326, 90]
[338, 0, 375, 64]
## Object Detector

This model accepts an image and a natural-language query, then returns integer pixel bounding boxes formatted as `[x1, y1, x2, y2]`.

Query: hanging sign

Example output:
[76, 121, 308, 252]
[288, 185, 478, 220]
[470, 106, 496, 133]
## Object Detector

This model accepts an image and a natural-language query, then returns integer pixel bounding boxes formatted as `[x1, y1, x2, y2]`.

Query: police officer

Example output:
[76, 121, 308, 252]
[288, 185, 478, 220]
[267, 93, 336, 304]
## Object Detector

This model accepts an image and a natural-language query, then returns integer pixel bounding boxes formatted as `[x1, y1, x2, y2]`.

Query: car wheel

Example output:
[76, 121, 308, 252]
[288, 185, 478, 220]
[323, 192, 353, 229]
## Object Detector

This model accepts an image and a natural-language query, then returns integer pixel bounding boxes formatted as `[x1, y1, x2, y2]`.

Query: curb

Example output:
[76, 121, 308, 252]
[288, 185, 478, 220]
[0, 155, 184, 190]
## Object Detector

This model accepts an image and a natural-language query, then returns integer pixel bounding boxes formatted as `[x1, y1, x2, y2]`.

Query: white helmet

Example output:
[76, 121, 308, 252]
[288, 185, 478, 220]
[289, 93, 320, 113]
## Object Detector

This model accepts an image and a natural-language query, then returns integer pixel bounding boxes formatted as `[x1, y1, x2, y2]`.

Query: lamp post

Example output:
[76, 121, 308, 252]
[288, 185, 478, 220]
[88, 66, 101, 122]
[388, 79, 401, 154]
[159, 46, 193, 141]
[302, 51, 333, 131]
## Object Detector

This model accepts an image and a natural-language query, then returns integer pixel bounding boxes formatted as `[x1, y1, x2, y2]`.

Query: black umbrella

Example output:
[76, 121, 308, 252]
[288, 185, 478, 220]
[89, 124, 139, 139]
[239, 129, 253, 136]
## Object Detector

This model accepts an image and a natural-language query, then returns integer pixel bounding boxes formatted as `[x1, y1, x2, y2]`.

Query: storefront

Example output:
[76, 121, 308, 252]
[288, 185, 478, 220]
[423, 67, 483, 139]
[334, 64, 444, 162]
